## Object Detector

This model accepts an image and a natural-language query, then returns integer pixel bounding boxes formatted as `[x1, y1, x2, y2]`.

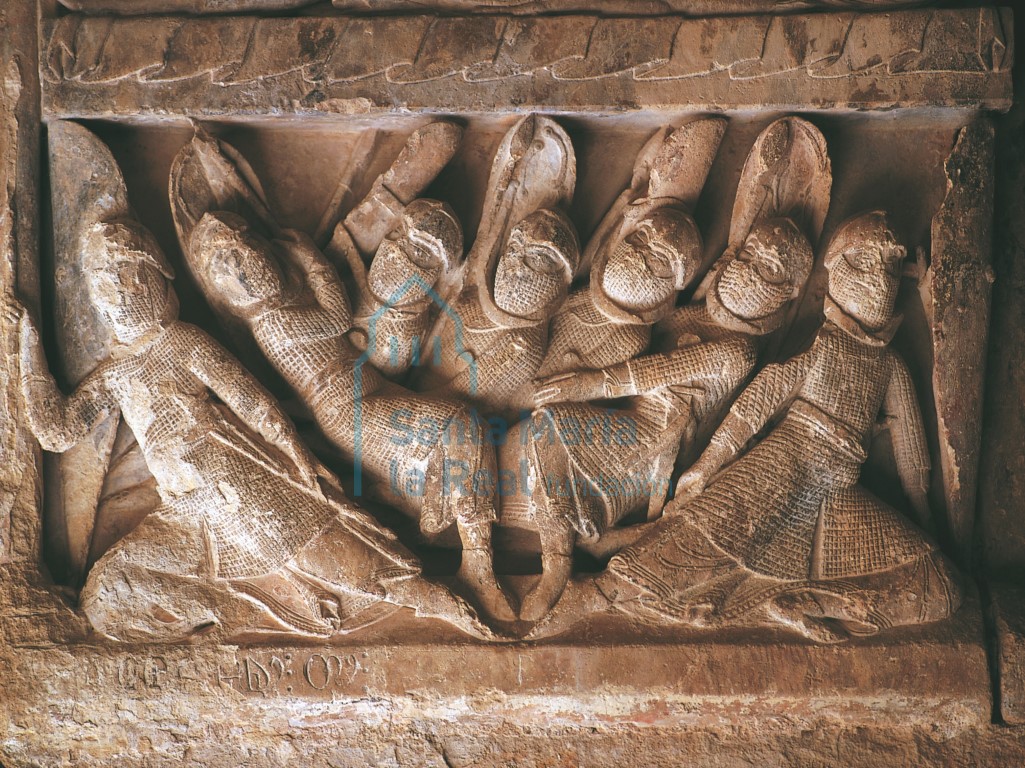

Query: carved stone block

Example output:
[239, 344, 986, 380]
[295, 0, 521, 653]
[2, 0, 1023, 763]
[42, 8, 1013, 117]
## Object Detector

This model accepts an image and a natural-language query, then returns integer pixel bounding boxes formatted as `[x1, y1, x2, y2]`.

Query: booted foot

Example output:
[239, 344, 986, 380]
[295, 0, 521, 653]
[436, 590, 498, 641]
[578, 523, 657, 561]
[233, 572, 334, 637]
[392, 577, 498, 641]
[524, 579, 608, 640]
[679, 599, 716, 628]
[769, 591, 870, 644]
[519, 554, 572, 622]
[458, 548, 517, 623]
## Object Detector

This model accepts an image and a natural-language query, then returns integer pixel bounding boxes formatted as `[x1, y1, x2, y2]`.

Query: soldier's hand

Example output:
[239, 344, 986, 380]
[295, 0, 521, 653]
[672, 468, 708, 509]
[533, 370, 605, 406]
[313, 459, 345, 496]
[909, 489, 933, 532]
[290, 448, 321, 492]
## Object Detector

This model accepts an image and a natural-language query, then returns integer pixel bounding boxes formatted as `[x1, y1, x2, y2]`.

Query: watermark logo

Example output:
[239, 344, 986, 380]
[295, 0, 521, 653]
[352, 274, 476, 496]
[353, 275, 646, 501]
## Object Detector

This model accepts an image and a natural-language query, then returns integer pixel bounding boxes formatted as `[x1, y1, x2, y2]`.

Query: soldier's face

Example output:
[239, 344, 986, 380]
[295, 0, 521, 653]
[493, 235, 567, 319]
[206, 232, 284, 310]
[91, 261, 171, 343]
[715, 235, 793, 321]
[601, 217, 677, 313]
[828, 244, 901, 331]
[367, 233, 440, 306]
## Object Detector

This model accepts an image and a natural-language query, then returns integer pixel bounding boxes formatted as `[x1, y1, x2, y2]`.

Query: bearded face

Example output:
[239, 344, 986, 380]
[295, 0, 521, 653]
[367, 233, 442, 307]
[828, 244, 901, 331]
[600, 218, 678, 314]
[493, 236, 567, 319]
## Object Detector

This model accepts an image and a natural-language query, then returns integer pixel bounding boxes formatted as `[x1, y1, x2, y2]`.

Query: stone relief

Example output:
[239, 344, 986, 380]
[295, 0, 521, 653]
[531, 211, 962, 641]
[170, 122, 514, 623]
[412, 114, 578, 419]
[13, 122, 494, 642]
[4, 0, 1023, 756]
[4, 106, 973, 646]
[508, 116, 825, 622]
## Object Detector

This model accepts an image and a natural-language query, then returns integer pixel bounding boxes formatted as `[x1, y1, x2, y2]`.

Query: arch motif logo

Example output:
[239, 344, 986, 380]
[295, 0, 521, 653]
[352, 274, 476, 496]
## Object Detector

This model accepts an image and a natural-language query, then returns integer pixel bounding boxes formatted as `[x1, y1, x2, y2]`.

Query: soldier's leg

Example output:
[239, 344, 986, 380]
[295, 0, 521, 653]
[762, 548, 963, 643]
[525, 573, 614, 640]
[446, 420, 516, 621]
[80, 507, 261, 642]
[456, 516, 517, 623]
[772, 550, 963, 639]
[766, 487, 965, 641]
[293, 515, 494, 640]
[519, 411, 582, 622]
[382, 568, 495, 640]
[529, 518, 739, 639]
[520, 505, 576, 623]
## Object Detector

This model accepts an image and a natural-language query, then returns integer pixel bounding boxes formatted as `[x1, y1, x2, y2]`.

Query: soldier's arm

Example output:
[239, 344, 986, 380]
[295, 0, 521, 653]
[18, 313, 117, 452]
[603, 337, 758, 398]
[883, 353, 931, 523]
[721, 351, 811, 444]
[674, 349, 812, 504]
[277, 230, 353, 330]
[256, 304, 344, 346]
[443, 338, 514, 400]
[182, 325, 318, 487]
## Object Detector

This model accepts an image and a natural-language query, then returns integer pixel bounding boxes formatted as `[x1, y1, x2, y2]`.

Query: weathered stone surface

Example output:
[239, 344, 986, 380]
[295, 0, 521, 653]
[331, 0, 930, 12]
[993, 584, 1025, 725]
[978, 7, 1025, 579]
[0, 0, 42, 567]
[0, 594, 998, 766]
[41, 8, 1013, 119]
[61, 0, 318, 12]
[923, 119, 995, 564]
[47, 121, 137, 583]
[59, 0, 931, 15]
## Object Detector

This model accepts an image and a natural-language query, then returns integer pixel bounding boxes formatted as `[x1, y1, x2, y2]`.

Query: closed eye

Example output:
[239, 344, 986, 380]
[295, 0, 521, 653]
[756, 254, 787, 283]
[643, 248, 675, 280]
[524, 248, 561, 275]
[845, 249, 875, 272]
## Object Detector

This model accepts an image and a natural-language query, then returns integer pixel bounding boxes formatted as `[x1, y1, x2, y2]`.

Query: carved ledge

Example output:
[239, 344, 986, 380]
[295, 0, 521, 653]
[41, 7, 1013, 119]
[993, 584, 1025, 725]
[57, 0, 931, 15]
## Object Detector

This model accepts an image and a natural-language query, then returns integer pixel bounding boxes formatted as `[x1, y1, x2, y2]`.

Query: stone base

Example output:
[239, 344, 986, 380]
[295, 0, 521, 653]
[1, 575, 1010, 766]
[993, 582, 1025, 725]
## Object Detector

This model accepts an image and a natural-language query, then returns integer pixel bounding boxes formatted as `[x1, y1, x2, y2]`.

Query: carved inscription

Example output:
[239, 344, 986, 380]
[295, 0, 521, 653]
[217, 651, 369, 696]
[117, 656, 173, 691]
[51, 651, 371, 696]
[108, 654, 208, 691]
